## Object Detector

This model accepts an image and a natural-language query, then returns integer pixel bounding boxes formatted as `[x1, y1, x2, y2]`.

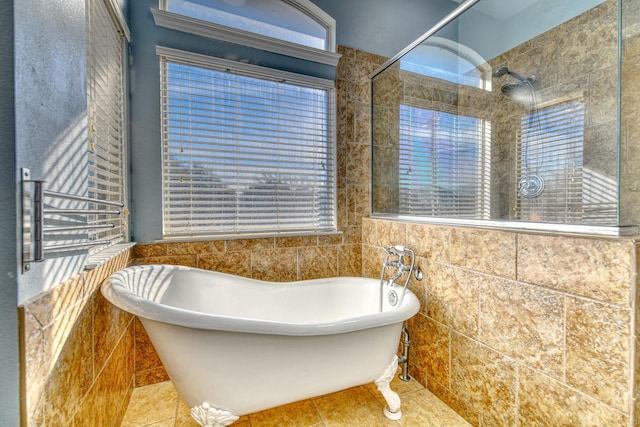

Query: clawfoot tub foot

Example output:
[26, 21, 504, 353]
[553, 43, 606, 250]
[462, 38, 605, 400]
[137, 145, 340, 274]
[190, 402, 239, 427]
[374, 355, 402, 420]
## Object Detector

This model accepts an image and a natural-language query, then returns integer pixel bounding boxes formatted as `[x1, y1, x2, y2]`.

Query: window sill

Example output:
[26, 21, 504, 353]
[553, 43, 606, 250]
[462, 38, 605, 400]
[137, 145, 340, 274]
[157, 230, 342, 243]
[85, 242, 136, 270]
[370, 214, 639, 238]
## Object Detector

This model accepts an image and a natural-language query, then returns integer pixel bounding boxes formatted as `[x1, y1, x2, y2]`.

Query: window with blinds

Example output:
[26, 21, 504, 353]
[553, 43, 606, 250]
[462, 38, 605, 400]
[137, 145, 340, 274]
[399, 105, 490, 218]
[515, 100, 615, 223]
[159, 50, 336, 237]
[87, 0, 128, 250]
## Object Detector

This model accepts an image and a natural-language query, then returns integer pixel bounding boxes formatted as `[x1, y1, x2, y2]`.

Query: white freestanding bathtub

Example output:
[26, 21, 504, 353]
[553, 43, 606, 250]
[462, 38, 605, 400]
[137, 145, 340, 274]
[102, 264, 420, 426]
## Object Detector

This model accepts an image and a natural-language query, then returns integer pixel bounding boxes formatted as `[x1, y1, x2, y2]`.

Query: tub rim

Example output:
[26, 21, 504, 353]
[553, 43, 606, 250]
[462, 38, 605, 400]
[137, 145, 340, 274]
[101, 264, 420, 336]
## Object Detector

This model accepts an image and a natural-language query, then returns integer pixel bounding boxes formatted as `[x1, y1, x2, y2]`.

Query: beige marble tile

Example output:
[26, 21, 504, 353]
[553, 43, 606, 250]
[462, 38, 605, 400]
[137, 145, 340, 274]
[362, 218, 377, 246]
[517, 234, 634, 305]
[479, 277, 564, 378]
[406, 223, 450, 262]
[24, 273, 84, 327]
[376, 220, 407, 248]
[519, 366, 628, 426]
[251, 248, 298, 282]
[585, 122, 617, 178]
[557, 7, 617, 81]
[175, 398, 200, 426]
[124, 378, 474, 427]
[312, 386, 398, 427]
[93, 291, 133, 372]
[346, 184, 370, 226]
[426, 379, 479, 427]
[406, 314, 450, 388]
[249, 399, 322, 426]
[144, 420, 177, 427]
[74, 323, 134, 427]
[20, 307, 46, 427]
[336, 189, 348, 229]
[398, 389, 471, 427]
[589, 65, 618, 128]
[450, 333, 517, 427]
[346, 142, 370, 185]
[166, 240, 215, 255]
[226, 238, 275, 252]
[198, 251, 251, 277]
[275, 235, 318, 248]
[337, 243, 362, 277]
[341, 225, 362, 245]
[449, 228, 516, 279]
[135, 367, 170, 388]
[354, 100, 371, 138]
[427, 263, 479, 337]
[134, 318, 167, 387]
[566, 297, 631, 410]
[44, 302, 94, 426]
[362, 244, 387, 279]
[318, 234, 342, 246]
[297, 246, 338, 280]
[121, 381, 179, 427]
[133, 243, 167, 258]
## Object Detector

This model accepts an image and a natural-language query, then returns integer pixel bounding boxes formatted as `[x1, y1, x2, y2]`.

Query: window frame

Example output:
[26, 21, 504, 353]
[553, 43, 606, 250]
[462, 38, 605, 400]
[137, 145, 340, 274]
[157, 46, 338, 239]
[152, 0, 340, 66]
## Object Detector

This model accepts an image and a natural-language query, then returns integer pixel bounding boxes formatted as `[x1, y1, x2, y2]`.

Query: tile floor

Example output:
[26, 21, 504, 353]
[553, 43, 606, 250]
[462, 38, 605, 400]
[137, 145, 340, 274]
[121, 371, 471, 427]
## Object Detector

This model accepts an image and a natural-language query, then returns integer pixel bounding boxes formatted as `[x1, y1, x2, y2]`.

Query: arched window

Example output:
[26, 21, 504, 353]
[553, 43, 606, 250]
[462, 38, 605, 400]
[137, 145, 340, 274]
[400, 37, 491, 90]
[153, 0, 339, 65]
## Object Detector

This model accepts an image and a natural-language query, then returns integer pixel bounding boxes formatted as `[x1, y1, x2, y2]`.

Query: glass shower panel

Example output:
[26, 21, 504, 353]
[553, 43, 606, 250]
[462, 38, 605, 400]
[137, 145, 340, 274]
[371, 0, 627, 229]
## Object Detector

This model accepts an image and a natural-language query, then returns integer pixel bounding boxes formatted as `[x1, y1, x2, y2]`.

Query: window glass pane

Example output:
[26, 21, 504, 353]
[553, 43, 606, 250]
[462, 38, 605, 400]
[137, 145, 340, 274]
[160, 56, 336, 237]
[515, 100, 614, 223]
[165, 0, 327, 49]
[87, 0, 127, 250]
[399, 105, 490, 218]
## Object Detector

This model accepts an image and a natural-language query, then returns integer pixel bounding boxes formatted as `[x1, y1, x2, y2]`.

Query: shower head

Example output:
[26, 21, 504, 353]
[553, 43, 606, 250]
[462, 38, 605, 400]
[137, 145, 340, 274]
[491, 66, 534, 83]
[501, 82, 527, 97]
[492, 66, 511, 78]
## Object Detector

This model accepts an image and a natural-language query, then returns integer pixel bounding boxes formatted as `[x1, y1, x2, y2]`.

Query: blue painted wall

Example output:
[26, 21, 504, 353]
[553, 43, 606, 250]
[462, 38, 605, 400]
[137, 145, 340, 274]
[311, 0, 457, 58]
[0, 0, 19, 424]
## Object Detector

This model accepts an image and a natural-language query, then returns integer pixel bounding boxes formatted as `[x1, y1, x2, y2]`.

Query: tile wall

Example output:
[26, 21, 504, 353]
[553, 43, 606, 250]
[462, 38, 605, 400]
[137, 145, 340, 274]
[363, 217, 638, 426]
[20, 246, 133, 426]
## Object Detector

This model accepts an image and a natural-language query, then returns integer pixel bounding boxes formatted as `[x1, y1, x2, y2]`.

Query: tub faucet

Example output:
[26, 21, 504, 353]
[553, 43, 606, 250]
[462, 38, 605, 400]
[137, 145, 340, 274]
[379, 245, 417, 310]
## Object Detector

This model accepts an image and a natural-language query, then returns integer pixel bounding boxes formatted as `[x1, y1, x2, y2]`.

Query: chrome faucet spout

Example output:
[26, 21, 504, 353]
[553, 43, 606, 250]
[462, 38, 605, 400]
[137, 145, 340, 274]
[379, 245, 420, 311]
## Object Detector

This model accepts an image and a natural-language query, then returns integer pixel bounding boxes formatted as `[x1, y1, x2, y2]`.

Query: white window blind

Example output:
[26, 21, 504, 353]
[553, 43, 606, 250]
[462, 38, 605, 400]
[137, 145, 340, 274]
[399, 105, 490, 218]
[159, 50, 336, 237]
[515, 100, 606, 223]
[87, 0, 127, 250]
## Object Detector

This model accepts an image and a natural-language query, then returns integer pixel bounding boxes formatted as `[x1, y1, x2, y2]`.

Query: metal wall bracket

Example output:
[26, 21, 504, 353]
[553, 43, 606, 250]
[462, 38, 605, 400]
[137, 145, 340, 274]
[21, 168, 124, 273]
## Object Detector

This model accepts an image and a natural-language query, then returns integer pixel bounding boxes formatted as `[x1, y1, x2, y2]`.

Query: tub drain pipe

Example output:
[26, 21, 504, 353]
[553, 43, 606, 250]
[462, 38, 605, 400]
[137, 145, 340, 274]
[398, 324, 411, 382]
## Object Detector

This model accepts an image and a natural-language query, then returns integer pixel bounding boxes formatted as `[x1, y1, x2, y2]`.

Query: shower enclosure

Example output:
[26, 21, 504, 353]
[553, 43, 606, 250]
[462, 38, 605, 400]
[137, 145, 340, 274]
[370, 0, 640, 235]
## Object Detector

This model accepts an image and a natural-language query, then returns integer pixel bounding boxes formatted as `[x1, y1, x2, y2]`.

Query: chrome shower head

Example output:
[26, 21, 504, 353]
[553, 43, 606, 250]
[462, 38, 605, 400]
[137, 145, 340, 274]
[501, 82, 526, 97]
[492, 66, 531, 83]
[492, 66, 510, 78]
